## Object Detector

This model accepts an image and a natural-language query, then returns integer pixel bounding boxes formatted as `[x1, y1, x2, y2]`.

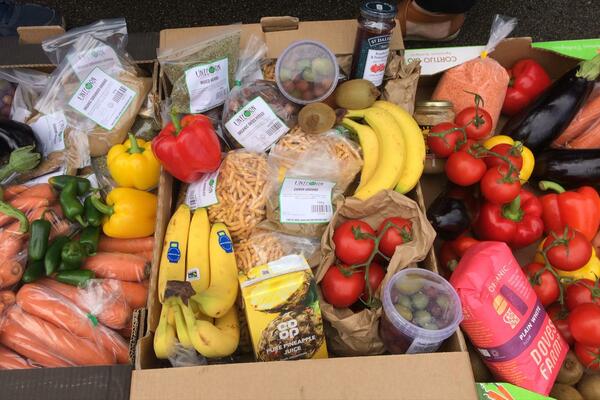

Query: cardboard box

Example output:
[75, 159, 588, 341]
[131, 17, 477, 400]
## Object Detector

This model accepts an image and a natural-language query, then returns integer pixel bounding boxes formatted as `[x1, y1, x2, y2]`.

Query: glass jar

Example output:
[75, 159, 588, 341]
[350, 1, 397, 87]
[413, 100, 455, 174]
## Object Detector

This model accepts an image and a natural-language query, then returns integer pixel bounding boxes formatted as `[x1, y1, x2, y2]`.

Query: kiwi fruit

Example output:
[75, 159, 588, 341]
[335, 79, 380, 110]
[550, 383, 584, 400]
[298, 102, 336, 134]
[557, 351, 585, 385]
[578, 374, 600, 400]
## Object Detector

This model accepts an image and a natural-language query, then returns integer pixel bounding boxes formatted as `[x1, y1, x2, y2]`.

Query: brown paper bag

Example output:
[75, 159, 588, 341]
[382, 53, 421, 115]
[315, 190, 436, 356]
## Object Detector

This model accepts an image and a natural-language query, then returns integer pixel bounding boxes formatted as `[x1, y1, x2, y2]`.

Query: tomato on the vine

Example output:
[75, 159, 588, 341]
[457, 138, 478, 152]
[451, 235, 480, 257]
[480, 165, 521, 204]
[377, 217, 413, 257]
[574, 342, 600, 370]
[566, 279, 600, 311]
[321, 265, 366, 308]
[445, 150, 486, 186]
[333, 220, 375, 265]
[360, 262, 385, 301]
[485, 143, 523, 171]
[524, 262, 559, 306]
[543, 228, 592, 272]
[426, 122, 464, 158]
[547, 304, 574, 345]
[455, 106, 494, 140]
[569, 303, 600, 346]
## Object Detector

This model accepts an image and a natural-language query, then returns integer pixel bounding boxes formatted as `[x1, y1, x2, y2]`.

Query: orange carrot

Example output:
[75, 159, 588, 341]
[0, 260, 24, 290]
[566, 120, 600, 149]
[83, 252, 149, 282]
[12, 184, 56, 202]
[118, 322, 133, 339]
[8, 196, 49, 211]
[554, 94, 600, 146]
[0, 344, 33, 370]
[117, 280, 148, 309]
[134, 250, 154, 263]
[0, 230, 24, 263]
[98, 236, 154, 254]
[49, 203, 64, 218]
[2, 185, 28, 201]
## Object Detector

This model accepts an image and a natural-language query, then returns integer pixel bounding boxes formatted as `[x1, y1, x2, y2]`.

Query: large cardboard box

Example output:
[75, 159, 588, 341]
[131, 17, 477, 400]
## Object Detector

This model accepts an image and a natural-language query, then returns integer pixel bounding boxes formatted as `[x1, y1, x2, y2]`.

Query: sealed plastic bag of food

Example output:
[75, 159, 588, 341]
[553, 83, 600, 148]
[158, 26, 241, 114]
[433, 15, 516, 131]
[0, 69, 49, 123]
[0, 344, 35, 370]
[222, 35, 298, 151]
[36, 33, 152, 157]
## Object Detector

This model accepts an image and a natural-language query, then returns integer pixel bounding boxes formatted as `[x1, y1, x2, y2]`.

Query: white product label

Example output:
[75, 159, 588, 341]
[28, 112, 67, 156]
[279, 178, 335, 224]
[224, 97, 288, 152]
[184, 58, 229, 113]
[406, 338, 442, 354]
[11, 106, 31, 124]
[404, 46, 485, 75]
[68, 67, 136, 130]
[85, 173, 99, 189]
[362, 48, 389, 87]
[186, 268, 201, 282]
[185, 168, 220, 210]
[67, 44, 122, 80]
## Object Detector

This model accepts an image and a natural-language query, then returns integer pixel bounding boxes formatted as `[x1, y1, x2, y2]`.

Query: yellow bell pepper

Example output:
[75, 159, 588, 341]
[483, 135, 535, 183]
[107, 133, 160, 190]
[534, 238, 600, 281]
[91, 188, 158, 239]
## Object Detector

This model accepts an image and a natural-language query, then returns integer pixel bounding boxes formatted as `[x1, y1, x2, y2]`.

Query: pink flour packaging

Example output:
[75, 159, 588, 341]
[450, 241, 567, 395]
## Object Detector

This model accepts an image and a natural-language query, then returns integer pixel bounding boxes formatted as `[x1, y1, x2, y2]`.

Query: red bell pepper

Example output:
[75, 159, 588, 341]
[475, 189, 544, 248]
[539, 180, 600, 242]
[152, 114, 221, 183]
[502, 58, 552, 116]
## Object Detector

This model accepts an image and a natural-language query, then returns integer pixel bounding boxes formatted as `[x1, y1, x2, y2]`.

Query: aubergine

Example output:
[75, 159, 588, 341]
[0, 118, 40, 159]
[532, 149, 600, 187]
[505, 54, 600, 153]
[426, 195, 470, 241]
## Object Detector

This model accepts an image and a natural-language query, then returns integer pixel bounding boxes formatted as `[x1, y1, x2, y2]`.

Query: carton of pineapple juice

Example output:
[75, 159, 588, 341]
[239, 254, 328, 361]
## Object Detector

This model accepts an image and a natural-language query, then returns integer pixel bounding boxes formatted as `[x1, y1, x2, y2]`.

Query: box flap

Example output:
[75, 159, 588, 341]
[17, 25, 65, 44]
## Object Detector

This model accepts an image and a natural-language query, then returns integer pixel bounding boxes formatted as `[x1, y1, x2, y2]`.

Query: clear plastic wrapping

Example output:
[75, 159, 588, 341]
[553, 83, 600, 148]
[0, 68, 49, 123]
[0, 344, 34, 370]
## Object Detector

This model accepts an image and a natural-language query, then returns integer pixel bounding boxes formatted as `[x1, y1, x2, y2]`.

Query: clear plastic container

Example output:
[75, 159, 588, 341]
[275, 40, 339, 105]
[380, 268, 462, 354]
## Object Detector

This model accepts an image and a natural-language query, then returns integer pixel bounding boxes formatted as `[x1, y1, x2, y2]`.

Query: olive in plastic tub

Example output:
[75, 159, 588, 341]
[380, 268, 462, 354]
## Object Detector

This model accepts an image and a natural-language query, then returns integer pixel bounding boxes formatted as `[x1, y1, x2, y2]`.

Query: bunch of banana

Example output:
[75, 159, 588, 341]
[154, 205, 240, 359]
[343, 100, 425, 199]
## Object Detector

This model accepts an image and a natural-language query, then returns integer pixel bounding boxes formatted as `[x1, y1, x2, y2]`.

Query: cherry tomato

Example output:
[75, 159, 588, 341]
[360, 262, 385, 301]
[574, 342, 600, 370]
[455, 106, 494, 140]
[320, 265, 366, 308]
[544, 229, 593, 271]
[566, 279, 600, 311]
[485, 143, 523, 171]
[333, 220, 375, 265]
[569, 303, 600, 346]
[445, 151, 487, 187]
[451, 235, 480, 257]
[377, 217, 413, 257]
[547, 303, 574, 345]
[480, 165, 521, 204]
[426, 122, 464, 158]
[524, 262, 559, 306]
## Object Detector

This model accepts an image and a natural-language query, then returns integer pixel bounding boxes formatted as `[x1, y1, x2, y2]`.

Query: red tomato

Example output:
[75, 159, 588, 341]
[547, 304, 574, 345]
[569, 303, 600, 346]
[457, 139, 478, 152]
[360, 262, 386, 301]
[485, 143, 523, 171]
[426, 122, 464, 158]
[455, 106, 494, 140]
[333, 220, 375, 265]
[377, 217, 413, 257]
[544, 229, 593, 271]
[480, 165, 521, 204]
[439, 241, 458, 279]
[524, 263, 559, 306]
[445, 151, 487, 187]
[320, 265, 366, 308]
[566, 279, 600, 311]
[451, 236, 480, 257]
[574, 342, 600, 370]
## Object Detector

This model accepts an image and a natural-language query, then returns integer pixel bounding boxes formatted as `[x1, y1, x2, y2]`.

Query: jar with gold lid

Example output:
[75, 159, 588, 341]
[413, 100, 455, 174]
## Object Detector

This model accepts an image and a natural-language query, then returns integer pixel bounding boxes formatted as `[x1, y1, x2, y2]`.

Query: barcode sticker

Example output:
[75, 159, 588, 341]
[279, 178, 335, 224]
[184, 58, 229, 113]
[68, 67, 136, 130]
[224, 96, 289, 152]
[185, 168, 220, 210]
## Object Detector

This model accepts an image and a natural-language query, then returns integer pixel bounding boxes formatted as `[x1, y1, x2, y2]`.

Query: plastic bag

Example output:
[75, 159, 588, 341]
[168, 342, 208, 368]
[157, 26, 241, 114]
[433, 15, 516, 131]
[0, 68, 49, 123]
[553, 83, 600, 147]
[0, 344, 36, 370]
[0, 79, 15, 118]
[221, 36, 298, 151]
[36, 33, 152, 157]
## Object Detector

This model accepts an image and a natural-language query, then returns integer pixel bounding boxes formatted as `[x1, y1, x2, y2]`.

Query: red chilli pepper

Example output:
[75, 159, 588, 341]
[474, 189, 544, 248]
[152, 114, 222, 183]
[502, 58, 552, 116]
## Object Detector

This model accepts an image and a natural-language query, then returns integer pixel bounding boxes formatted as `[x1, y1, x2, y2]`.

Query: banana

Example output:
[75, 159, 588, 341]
[346, 107, 405, 200]
[179, 298, 240, 359]
[342, 118, 379, 190]
[158, 204, 191, 303]
[154, 302, 177, 359]
[192, 223, 238, 318]
[186, 207, 211, 294]
[373, 100, 426, 194]
[173, 301, 194, 349]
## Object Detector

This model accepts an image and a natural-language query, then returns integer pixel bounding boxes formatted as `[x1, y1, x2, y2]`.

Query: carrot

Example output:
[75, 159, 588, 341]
[134, 250, 154, 263]
[12, 184, 56, 202]
[554, 94, 600, 146]
[0, 260, 24, 290]
[0, 344, 33, 370]
[98, 236, 154, 254]
[8, 196, 49, 211]
[100, 325, 130, 364]
[83, 252, 149, 282]
[1, 306, 115, 366]
[566, 119, 600, 149]
[0, 231, 24, 264]
[0, 290, 16, 314]
[117, 280, 148, 309]
[119, 319, 133, 339]
[2, 185, 28, 201]
[49, 203, 64, 219]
